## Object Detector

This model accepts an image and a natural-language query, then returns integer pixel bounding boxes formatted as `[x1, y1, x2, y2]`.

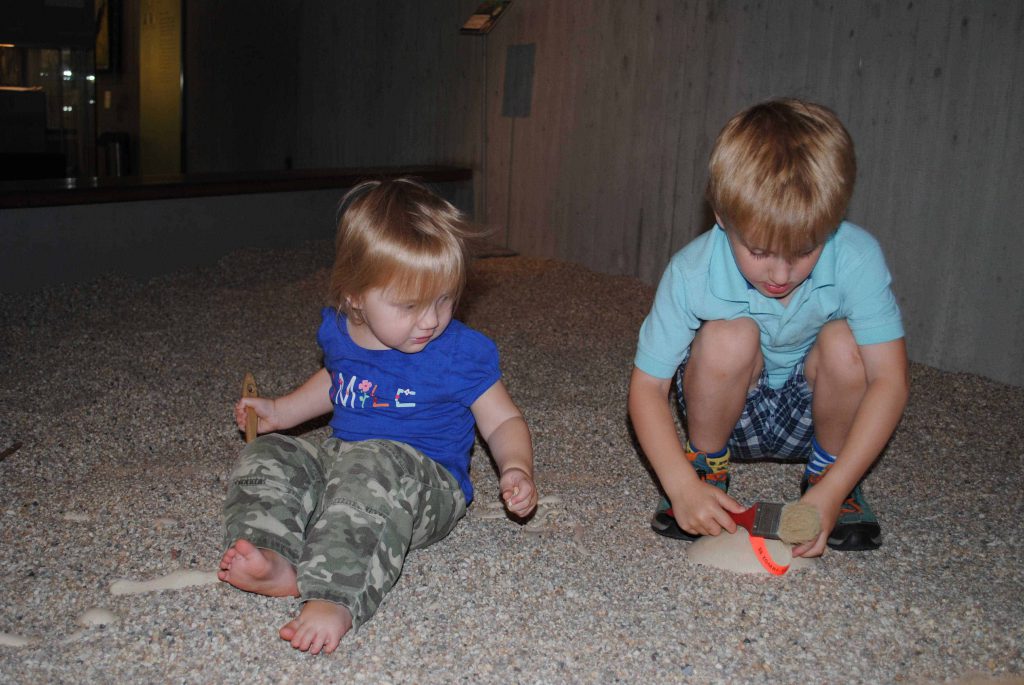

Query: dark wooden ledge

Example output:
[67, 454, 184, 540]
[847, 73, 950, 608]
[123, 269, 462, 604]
[0, 166, 472, 209]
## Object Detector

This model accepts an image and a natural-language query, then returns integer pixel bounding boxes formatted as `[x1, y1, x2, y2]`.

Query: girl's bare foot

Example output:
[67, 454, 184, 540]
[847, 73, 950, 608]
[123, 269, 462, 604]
[279, 600, 353, 655]
[217, 539, 299, 597]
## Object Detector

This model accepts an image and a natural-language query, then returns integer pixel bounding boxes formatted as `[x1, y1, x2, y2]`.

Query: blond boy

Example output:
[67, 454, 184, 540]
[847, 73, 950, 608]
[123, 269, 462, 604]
[629, 99, 908, 556]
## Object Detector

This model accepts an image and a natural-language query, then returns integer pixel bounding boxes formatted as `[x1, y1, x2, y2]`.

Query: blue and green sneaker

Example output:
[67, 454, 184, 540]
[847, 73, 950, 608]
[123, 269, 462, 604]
[801, 472, 882, 551]
[651, 447, 730, 541]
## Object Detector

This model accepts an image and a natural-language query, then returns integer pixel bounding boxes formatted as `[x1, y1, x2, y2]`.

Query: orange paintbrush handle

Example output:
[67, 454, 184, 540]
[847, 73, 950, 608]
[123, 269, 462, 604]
[730, 506, 757, 535]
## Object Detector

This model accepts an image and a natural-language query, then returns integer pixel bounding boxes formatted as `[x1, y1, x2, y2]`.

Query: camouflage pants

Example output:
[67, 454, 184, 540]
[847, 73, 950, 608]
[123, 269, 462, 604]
[223, 434, 466, 628]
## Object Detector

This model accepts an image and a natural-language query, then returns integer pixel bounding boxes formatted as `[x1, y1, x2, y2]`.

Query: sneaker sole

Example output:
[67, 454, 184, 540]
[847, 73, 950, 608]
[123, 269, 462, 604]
[651, 511, 700, 541]
[827, 523, 882, 551]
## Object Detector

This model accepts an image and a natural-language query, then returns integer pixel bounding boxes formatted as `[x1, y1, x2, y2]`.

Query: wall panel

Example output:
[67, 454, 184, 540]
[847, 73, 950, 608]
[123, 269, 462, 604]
[291, 1, 484, 173]
[185, 0, 301, 173]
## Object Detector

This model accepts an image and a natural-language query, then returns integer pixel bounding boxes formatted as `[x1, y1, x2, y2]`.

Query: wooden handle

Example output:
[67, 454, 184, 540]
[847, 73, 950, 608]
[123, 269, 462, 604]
[242, 372, 258, 443]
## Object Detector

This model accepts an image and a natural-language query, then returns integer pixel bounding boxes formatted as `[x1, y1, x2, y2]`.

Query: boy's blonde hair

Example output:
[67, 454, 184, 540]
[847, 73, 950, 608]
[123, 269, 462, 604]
[328, 178, 473, 323]
[707, 99, 856, 256]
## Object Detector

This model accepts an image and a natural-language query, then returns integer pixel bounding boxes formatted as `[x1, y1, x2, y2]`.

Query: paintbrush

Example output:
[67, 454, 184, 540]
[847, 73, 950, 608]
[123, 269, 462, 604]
[730, 501, 820, 544]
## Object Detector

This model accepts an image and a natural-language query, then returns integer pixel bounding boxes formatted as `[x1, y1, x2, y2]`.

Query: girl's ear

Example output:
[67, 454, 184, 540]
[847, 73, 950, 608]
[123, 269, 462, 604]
[344, 293, 365, 324]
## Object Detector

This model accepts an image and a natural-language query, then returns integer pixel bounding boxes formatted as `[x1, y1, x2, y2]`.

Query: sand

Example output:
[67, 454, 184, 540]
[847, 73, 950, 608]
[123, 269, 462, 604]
[1, 241, 1022, 683]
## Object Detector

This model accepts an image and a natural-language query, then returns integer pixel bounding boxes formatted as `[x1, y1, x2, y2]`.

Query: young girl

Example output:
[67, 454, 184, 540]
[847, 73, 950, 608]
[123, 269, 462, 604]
[217, 178, 537, 655]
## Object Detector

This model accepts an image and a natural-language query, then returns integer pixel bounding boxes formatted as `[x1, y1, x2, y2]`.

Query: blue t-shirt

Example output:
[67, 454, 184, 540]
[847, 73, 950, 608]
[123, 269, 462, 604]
[317, 308, 501, 503]
[635, 222, 904, 388]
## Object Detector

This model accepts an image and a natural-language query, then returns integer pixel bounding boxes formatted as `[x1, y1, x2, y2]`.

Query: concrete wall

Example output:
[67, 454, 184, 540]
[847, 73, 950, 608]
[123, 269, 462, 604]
[0, 189, 342, 292]
[0, 179, 471, 293]
[184, 0, 488, 214]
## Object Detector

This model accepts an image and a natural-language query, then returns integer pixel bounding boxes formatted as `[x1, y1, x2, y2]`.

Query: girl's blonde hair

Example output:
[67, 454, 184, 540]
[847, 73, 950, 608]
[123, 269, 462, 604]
[328, 178, 474, 323]
[707, 99, 856, 257]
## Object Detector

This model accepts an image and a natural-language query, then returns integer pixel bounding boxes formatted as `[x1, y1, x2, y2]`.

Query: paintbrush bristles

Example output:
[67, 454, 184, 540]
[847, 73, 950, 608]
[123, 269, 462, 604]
[778, 503, 821, 545]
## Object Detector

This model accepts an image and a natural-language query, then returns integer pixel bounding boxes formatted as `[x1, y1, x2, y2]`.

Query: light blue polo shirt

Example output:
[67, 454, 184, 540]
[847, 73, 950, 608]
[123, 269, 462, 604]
[635, 221, 904, 388]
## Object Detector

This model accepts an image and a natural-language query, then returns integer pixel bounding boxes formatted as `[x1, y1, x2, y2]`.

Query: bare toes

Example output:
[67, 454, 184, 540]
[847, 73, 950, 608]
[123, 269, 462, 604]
[279, 619, 299, 642]
[219, 548, 237, 570]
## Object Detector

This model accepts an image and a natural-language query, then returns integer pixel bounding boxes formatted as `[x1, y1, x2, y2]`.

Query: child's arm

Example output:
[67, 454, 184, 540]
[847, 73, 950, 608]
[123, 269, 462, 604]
[471, 381, 537, 518]
[628, 367, 743, 536]
[234, 368, 334, 435]
[795, 338, 909, 557]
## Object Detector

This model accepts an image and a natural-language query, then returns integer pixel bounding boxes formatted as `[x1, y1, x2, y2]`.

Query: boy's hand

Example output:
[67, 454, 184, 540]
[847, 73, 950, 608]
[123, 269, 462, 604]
[668, 481, 744, 537]
[234, 397, 279, 435]
[500, 466, 537, 518]
[792, 483, 842, 558]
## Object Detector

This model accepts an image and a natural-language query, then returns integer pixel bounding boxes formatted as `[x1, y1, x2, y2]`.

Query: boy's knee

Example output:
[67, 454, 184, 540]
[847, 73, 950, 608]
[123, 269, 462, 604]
[697, 317, 759, 346]
[810, 321, 865, 382]
[692, 318, 761, 368]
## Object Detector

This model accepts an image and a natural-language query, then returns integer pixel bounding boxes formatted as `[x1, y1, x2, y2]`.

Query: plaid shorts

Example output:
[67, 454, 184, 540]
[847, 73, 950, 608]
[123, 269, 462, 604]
[674, 353, 814, 462]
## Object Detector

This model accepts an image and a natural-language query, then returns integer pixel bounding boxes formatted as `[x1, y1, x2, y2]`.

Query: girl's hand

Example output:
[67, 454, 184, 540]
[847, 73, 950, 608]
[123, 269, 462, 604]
[500, 466, 537, 518]
[234, 397, 279, 435]
[668, 481, 743, 538]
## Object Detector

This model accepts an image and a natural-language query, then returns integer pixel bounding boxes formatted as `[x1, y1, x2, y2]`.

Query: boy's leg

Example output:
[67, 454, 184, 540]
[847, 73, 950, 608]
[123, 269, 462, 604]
[652, 318, 761, 540]
[806, 321, 866, 452]
[682, 318, 763, 452]
[295, 438, 466, 629]
[803, 320, 881, 551]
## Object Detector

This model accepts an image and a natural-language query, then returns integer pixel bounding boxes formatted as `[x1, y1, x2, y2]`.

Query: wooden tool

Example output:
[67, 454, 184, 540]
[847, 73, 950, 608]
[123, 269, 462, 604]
[241, 372, 259, 443]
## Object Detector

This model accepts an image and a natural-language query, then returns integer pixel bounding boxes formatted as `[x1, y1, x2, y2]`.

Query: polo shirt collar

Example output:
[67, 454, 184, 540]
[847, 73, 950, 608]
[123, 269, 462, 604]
[808, 230, 838, 289]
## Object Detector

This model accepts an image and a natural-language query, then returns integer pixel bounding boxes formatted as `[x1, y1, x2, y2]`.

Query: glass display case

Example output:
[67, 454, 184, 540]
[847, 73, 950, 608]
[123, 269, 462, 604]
[0, 43, 96, 179]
